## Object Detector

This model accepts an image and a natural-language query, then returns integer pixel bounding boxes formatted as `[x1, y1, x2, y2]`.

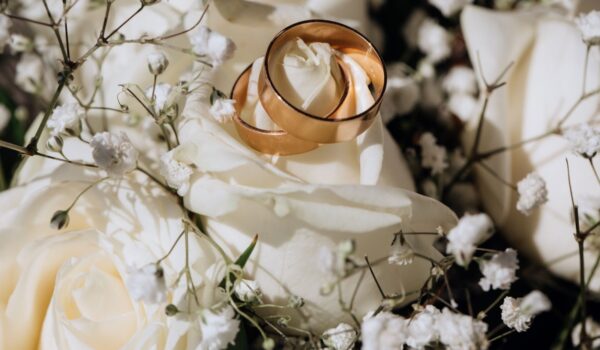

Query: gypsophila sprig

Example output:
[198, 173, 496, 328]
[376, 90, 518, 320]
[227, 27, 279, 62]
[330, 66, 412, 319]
[361, 312, 408, 350]
[516, 173, 548, 216]
[322, 323, 357, 350]
[478, 248, 519, 291]
[159, 146, 194, 196]
[437, 308, 489, 350]
[190, 26, 236, 66]
[126, 264, 167, 304]
[575, 11, 600, 46]
[406, 305, 441, 348]
[198, 306, 241, 350]
[446, 213, 494, 266]
[563, 123, 600, 158]
[500, 291, 551, 332]
[388, 233, 414, 266]
[47, 103, 84, 137]
[419, 132, 448, 174]
[91, 131, 139, 177]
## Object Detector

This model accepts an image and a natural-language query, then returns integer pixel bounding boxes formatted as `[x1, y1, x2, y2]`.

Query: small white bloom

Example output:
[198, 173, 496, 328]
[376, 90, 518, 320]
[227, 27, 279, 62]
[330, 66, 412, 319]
[9, 34, 32, 53]
[147, 51, 169, 75]
[125, 264, 167, 304]
[500, 291, 551, 332]
[159, 148, 193, 196]
[47, 103, 84, 137]
[478, 248, 519, 291]
[575, 11, 600, 46]
[437, 308, 489, 350]
[428, 0, 472, 17]
[417, 19, 451, 63]
[407, 305, 441, 348]
[563, 123, 600, 158]
[234, 279, 261, 303]
[15, 53, 44, 94]
[146, 83, 186, 118]
[322, 323, 357, 350]
[443, 66, 477, 95]
[572, 318, 600, 348]
[388, 234, 414, 266]
[0, 104, 10, 132]
[419, 132, 448, 175]
[361, 312, 408, 350]
[0, 16, 11, 52]
[91, 132, 139, 177]
[446, 213, 494, 266]
[516, 173, 548, 215]
[198, 305, 241, 350]
[191, 26, 236, 66]
[210, 98, 236, 123]
[447, 93, 478, 122]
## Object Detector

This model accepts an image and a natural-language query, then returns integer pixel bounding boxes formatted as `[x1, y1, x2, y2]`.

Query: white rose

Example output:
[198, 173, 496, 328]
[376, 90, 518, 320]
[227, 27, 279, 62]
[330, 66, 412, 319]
[0, 165, 223, 349]
[461, 5, 600, 289]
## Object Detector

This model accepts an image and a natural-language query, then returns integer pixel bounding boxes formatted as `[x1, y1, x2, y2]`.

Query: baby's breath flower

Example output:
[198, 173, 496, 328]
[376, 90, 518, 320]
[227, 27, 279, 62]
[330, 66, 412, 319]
[447, 93, 478, 122]
[388, 233, 414, 266]
[572, 318, 600, 348]
[91, 131, 139, 177]
[47, 102, 84, 137]
[198, 305, 240, 350]
[147, 51, 169, 75]
[417, 19, 451, 63]
[563, 124, 600, 158]
[234, 279, 261, 303]
[437, 308, 489, 350]
[516, 173, 548, 215]
[575, 11, 600, 46]
[443, 66, 477, 95]
[322, 323, 357, 350]
[478, 248, 519, 291]
[428, 0, 472, 17]
[446, 213, 494, 266]
[419, 132, 448, 175]
[210, 98, 236, 123]
[159, 148, 193, 196]
[190, 26, 236, 66]
[361, 312, 408, 350]
[146, 83, 186, 119]
[500, 291, 551, 332]
[125, 263, 167, 304]
[407, 305, 441, 348]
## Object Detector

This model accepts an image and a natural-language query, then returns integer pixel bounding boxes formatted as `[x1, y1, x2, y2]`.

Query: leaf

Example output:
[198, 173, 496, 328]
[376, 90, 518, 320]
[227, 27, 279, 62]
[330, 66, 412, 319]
[219, 234, 258, 289]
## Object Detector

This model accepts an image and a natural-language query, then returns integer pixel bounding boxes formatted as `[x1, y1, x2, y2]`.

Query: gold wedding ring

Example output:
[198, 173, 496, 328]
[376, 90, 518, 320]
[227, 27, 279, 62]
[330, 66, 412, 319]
[260, 19, 386, 144]
[231, 64, 318, 155]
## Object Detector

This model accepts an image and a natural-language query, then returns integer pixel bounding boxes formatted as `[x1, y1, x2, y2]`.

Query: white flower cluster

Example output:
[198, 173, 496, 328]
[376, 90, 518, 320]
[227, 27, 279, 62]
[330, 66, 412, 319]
[516, 172, 548, 216]
[446, 213, 494, 266]
[190, 26, 236, 66]
[47, 103, 85, 137]
[563, 123, 600, 158]
[322, 323, 357, 350]
[444, 66, 479, 122]
[501, 291, 551, 332]
[210, 98, 236, 123]
[159, 146, 194, 196]
[361, 307, 489, 350]
[419, 132, 448, 175]
[198, 306, 241, 350]
[417, 19, 451, 64]
[575, 11, 600, 46]
[91, 131, 139, 177]
[478, 248, 519, 291]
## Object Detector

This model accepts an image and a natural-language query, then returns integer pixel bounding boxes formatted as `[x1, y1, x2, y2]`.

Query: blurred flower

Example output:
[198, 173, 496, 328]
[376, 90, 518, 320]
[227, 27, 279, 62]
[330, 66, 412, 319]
[91, 132, 139, 177]
[437, 308, 488, 350]
[419, 132, 448, 175]
[446, 213, 494, 266]
[388, 233, 414, 266]
[407, 305, 440, 348]
[381, 63, 420, 123]
[516, 172, 548, 215]
[322, 323, 357, 350]
[443, 66, 477, 95]
[0, 104, 10, 132]
[15, 53, 44, 95]
[198, 306, 240, 350]
[572, 318, 600, 348]
[575, 11, 600, 46]
[234, 279, 262, 303]
[9, 34, 32, 53]
[190, 26, 236, 66]
[478, 248, 519, 291]
[361, 312, 408, 350]
[125, 263, 167, 304]
[47, 103, 84, 137]
[417, 19, 451, 63]
[403, 10, 427, 49]
[0, 16, 11, 52]
[147, 51, 169, 75]
[159, 146, 194, 196]
[447, 93, 478, 122]
[563, 123, 600, 158]
[428, 0, 472, 17]
[210, 98, 236, 123]
[500, 291, 551, 332]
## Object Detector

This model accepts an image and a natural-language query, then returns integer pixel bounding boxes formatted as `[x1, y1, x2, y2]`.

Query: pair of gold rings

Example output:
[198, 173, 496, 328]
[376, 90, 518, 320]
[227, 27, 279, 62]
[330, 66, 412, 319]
[231, 20, 386, 156]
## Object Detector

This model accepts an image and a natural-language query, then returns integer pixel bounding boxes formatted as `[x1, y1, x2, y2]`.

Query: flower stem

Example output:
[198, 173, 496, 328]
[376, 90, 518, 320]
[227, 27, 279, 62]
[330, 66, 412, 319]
[27, 77, 68, 153]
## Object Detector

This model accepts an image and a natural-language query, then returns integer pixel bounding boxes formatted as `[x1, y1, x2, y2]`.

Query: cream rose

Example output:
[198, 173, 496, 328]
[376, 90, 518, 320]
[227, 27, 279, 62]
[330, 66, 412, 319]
[461, 5, 600, 289]
[0, 164, 225, 349]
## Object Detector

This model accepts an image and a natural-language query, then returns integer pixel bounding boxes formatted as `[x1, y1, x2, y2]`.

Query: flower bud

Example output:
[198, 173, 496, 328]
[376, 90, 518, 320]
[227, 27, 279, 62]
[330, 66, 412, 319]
[165, 304, 179, 316]
[50, 210, 70, 230]
[147, 51, 169, 75]
[262, 338, 275, 350]
[47, 135, 64, 152]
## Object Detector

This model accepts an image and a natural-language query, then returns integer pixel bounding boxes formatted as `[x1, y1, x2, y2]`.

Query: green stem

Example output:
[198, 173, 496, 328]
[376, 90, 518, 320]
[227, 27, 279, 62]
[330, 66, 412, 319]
[27, 77, 68, 152]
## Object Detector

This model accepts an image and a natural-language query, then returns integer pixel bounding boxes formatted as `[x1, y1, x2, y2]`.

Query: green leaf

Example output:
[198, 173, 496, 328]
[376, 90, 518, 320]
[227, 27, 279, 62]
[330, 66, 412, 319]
[219, 234, 258, 289]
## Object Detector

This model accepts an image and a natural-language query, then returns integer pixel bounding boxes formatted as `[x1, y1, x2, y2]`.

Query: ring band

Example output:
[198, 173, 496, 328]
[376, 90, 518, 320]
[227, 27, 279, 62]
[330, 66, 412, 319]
[259, 19, 386, 144]
[231, 64, 318, 155]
